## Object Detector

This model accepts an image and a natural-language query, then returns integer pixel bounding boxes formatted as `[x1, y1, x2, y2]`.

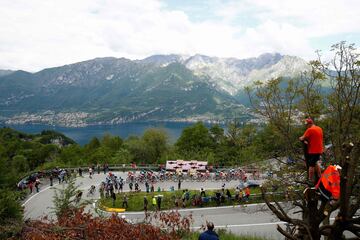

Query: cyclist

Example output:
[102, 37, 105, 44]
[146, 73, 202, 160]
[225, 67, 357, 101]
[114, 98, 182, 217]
[87, 185, 96, 196]
[75, 190, 82, 204]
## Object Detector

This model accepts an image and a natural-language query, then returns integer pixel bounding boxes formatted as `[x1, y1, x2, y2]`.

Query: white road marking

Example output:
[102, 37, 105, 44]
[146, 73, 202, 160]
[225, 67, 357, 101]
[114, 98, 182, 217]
[190, 218, 336, 230]
[22, 183, 59, 206]
[191, 221, 286, 229]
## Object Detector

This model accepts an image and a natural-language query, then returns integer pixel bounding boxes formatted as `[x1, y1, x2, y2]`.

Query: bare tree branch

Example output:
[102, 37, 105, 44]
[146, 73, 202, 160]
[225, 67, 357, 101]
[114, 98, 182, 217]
[277, 225, 298, 240]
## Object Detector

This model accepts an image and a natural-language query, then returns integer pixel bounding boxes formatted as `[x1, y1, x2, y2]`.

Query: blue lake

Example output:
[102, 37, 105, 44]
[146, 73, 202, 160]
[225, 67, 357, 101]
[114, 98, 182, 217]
[4, 122, 209, 145]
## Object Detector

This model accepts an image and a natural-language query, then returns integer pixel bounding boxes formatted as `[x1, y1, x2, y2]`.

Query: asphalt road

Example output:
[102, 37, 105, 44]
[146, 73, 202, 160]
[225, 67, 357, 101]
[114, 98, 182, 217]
[23, 171, 285, 239]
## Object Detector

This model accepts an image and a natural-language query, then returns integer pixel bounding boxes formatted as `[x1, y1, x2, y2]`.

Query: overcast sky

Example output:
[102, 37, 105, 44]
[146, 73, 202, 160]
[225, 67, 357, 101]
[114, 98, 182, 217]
[1, 0, 359, 71]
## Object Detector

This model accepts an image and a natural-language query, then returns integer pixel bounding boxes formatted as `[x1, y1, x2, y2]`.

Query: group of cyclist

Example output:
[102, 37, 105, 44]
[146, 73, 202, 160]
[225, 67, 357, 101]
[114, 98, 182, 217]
[123, 167, 256, 184]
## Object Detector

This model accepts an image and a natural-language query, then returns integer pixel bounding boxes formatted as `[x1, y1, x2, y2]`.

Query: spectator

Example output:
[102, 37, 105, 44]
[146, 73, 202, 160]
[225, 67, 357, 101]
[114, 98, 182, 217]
[122, 194, 128, 208]
[157, 196, 162, 211]
[57, 172, 62, 184]
[226, 189, 232, 201]
[199, 222, 219, 240]
[35, 178, 40, 193]
[239, 189, 244, 202]
[174, 197, 179, 208]
[119, 180, 123, 193]
[234, 187, 240, 201]
[200, 188, 206, 197]
[178, 179, 182, 190]
[28, 181, 33, 194]
[245, 187, 250, 202]
[182, 190, 187, 208]
[103, 164, 106, 174]
[143, 196, 148, 212]
[78, 168, 82, 177]
[152, 196, 157, 210]
[99, 183, 105, 198]
[111, 191, 116, 207]
[185, 189, 190, 201]
[150, 184, 155, 192]
[135, 182, 139, 192]
[145, 181, 150, 193]
[215, 192, 221, 206]
[110, 183, 115, 195]
[299, 118, 324, 185]
[97, 164, 100, 174]
[89, 167, 93, 179]
[49, 174, 53, 186]
[129, 182, 133, 192]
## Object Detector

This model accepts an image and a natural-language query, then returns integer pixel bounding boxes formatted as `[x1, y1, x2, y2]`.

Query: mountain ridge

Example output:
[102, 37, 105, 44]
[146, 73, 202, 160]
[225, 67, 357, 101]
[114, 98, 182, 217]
[0, 53, 309, 126]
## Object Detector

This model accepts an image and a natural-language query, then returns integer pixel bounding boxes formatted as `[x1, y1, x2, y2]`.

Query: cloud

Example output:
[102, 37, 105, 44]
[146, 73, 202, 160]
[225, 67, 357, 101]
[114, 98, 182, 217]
[0, 0, 359, 71]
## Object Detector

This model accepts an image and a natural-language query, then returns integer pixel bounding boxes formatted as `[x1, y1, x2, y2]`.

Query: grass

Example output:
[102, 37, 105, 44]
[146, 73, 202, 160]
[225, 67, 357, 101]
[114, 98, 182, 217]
[183, 229, 268, 240]
[99, 187, 286, 212]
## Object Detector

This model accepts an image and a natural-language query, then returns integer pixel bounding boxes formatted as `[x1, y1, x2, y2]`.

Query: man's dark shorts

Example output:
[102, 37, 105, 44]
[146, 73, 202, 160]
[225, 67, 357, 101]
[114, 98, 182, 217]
[306, 154, 321, 167]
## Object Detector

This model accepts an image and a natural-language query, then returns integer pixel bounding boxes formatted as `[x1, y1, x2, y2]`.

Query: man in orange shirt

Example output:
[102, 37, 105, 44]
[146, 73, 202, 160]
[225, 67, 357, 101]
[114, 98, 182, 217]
[299, 118, 323, 185]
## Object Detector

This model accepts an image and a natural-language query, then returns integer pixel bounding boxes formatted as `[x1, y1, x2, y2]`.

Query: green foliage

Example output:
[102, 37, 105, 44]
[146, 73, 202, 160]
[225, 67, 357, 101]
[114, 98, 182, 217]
[176, 122, 213, 157]
[39, 130, 76, 145]
[0, 189, 23, 239]
[12, 155, 29, 173]
[124, 136, 152, 163]
[142, 128, 169, 162]
[0, 189, 23, 224]
[101, 133, 123, 152]
[52, 177, 82, 218]
[85, 137, 101, 151]
[58, 144, 83, 165]
[109, 148, 132, 164]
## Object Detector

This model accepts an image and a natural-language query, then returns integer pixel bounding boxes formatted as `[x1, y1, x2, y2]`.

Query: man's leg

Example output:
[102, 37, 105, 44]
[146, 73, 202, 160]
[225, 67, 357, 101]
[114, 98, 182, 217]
[315, 163, 322, 183]
[308, 166, 315, 183]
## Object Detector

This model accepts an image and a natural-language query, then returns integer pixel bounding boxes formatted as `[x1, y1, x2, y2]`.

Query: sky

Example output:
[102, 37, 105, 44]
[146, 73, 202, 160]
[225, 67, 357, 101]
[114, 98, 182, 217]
[1, 0, 359, 72]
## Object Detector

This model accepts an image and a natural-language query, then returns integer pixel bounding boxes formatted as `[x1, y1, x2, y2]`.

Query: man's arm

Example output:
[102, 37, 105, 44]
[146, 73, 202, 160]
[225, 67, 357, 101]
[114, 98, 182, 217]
[299, 128, 311, 141]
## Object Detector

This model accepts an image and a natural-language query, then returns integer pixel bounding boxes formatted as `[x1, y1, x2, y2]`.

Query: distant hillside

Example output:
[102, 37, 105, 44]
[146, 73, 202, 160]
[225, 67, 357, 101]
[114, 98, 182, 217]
[0, 53, 309, 125]
[0, 69, 14, 77]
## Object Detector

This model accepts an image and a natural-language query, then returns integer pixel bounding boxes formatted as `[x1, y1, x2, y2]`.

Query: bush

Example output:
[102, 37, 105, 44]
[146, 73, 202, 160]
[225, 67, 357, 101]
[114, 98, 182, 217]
[0, 189, 23, 224]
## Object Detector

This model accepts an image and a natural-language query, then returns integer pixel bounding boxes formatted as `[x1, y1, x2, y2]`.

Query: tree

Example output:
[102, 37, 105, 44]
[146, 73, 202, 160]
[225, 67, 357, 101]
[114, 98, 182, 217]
[248, 42, 360, 239]
[52, 176, 84, 219]
[85, 137, 101, 152]
[142, 128, 169, 163]
[313, 41, 360, 239]
[58, 144, 83, 165]
[12, 155, 29, 173]
[125, 136, 153, 163]
[209, 124, 225, 145]
[101, 134, 123, 152]
[175, 122, 213, 159]
[246, 77, 302, 160]
[0, 189, 23, 239]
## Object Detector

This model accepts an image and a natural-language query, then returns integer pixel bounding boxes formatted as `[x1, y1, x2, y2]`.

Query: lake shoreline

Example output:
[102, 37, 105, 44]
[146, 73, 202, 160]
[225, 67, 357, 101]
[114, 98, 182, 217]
[3, 121, 219, 145]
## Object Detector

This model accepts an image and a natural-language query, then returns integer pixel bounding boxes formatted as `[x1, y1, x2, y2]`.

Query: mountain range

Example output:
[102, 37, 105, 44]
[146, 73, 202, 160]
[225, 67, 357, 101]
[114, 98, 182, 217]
[0, 53, 309, 126]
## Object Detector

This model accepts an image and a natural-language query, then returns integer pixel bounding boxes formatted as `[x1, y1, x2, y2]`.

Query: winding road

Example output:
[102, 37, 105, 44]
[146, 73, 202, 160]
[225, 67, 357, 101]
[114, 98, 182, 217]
[23, 171, 287, 239]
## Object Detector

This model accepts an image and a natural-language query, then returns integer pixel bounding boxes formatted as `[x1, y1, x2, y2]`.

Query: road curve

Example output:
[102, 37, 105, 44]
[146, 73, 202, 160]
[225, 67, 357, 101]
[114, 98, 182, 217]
[23, 172, 284, 239]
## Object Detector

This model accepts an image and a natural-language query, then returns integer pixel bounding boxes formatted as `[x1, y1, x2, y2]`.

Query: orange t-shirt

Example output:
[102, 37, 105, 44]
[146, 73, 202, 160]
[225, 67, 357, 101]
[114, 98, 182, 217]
[303, 125, 323, 154]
